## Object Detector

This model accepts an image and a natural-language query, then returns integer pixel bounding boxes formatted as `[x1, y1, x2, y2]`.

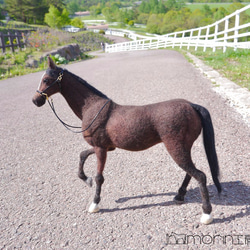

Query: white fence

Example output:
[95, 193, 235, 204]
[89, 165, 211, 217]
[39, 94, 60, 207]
[105, 4, 250, 53]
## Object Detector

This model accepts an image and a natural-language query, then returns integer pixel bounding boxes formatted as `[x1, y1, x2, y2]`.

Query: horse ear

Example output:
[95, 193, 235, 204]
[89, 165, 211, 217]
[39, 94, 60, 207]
[47, 56, 57, 69]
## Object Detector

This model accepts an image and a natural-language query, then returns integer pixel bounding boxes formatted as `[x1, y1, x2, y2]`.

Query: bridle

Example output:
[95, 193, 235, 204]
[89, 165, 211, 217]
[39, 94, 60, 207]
[36, 70, 63, 101]
[36, 69, 111, 134]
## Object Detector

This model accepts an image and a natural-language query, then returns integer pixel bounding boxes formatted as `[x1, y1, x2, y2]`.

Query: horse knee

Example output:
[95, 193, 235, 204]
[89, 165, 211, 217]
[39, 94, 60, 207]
[95, 174, 104, 185]
[192, 170, 207, 186]
[78, 148, 95, 186]
[80, 148, 95, 163]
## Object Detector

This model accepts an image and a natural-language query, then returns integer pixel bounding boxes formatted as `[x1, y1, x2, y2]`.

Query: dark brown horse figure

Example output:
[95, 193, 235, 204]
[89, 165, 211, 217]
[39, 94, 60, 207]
[32, 57, 221, 225]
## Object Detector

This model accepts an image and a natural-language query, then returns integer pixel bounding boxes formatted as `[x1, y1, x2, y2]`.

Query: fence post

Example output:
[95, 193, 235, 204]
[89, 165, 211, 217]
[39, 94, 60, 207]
[21, 32, 26, 50]
[187, 30, 193, 50]
[157, 38, 160, 49]
[180, 31, 185, 49]
[223, 18, 229, 53]
[195, 28, 201, 51]
[0, 32, 5, 53]
[213, 22, 218, 52]
[234, 11, 240, 51]
[8, 31, 15, 53]
[172, 33, 177, 48]
[203, 26, 210, 52]
[15, 32, 21, 51]
[164, 35, 168, 48]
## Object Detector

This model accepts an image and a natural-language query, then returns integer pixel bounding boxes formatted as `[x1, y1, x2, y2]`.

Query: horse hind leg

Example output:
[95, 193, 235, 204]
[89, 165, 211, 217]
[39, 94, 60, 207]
[189, 166, 213, 224]
[166, 145, 213, 224]
[174, 173, 191, 204]
[78, 148, 95, 187]
[180, 162, 213, 224]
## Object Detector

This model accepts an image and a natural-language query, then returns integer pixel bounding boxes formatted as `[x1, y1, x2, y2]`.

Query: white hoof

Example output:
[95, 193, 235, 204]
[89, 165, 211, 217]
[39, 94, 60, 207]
[88, 202, 100, 213]
[200, 213, 213, 225]
[85, 177, 93, 187]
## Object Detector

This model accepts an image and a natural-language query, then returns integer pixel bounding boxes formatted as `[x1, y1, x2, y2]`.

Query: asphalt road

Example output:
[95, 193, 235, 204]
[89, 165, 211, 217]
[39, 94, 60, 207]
[0, 50, 249, 249]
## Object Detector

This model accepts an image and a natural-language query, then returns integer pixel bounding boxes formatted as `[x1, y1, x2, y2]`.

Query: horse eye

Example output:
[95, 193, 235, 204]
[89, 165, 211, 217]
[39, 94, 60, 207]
[43, 78, 49, 84]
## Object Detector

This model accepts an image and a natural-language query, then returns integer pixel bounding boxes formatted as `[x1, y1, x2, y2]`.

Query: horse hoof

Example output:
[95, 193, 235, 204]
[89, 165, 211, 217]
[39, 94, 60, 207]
[200, 213, 213, 224]
[85, 177, 93, 187]
[173, 195, 184, 205]
[88, 202, 100, 213]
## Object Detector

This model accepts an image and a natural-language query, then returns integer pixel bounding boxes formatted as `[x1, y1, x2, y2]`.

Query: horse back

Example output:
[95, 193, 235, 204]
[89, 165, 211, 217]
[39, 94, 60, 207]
[106, 99, 202, 151]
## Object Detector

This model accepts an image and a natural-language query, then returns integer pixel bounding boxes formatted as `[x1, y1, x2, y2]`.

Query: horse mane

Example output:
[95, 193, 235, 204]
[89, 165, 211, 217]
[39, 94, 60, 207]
[46, 67, 108, 99]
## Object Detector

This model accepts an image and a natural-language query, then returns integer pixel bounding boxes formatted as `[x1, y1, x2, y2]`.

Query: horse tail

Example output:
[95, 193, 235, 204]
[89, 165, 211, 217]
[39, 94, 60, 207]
[190, 103, 222, 194]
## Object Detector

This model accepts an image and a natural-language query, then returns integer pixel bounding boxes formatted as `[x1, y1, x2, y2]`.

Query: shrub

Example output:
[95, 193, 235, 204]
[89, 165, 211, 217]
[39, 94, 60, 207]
[26, 29, 60, 50]
[51, 54, 68, 65]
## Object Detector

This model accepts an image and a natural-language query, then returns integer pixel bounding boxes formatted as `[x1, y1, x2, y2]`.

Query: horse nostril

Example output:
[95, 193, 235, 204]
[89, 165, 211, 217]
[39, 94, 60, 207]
[32, 97, 38, 106]
[32, 96, 45, 107]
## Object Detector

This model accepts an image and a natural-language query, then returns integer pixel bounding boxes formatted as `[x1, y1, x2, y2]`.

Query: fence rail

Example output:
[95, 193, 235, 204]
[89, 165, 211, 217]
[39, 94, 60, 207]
[0, 31, 26, 53]
[105, 4, 250, 53]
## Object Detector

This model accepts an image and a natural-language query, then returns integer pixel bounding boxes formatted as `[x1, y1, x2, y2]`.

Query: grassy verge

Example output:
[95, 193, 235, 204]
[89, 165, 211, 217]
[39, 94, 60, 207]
[0, 28, 112, 80]
[185, 47, 250, 91]
[0, 49, 92, 79]
[187, 3, 250, 15]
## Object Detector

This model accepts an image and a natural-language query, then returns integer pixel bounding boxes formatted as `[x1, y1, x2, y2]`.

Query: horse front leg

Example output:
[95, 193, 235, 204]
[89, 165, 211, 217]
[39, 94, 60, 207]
[78, 148, 95, 187]
[88, 147, 107, 213]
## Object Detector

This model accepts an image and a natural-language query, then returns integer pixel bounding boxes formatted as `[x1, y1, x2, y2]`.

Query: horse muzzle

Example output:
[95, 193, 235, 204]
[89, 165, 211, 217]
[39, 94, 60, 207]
[32, 93, 46, 107]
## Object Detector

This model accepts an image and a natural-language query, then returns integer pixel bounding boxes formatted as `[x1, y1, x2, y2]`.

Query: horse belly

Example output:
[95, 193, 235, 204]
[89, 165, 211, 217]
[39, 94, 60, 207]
[107, 117, 161, 151]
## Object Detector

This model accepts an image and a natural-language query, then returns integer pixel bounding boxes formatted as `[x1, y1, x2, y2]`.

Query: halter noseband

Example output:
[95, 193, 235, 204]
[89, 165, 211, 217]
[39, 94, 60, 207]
[37, 70, 64, 100]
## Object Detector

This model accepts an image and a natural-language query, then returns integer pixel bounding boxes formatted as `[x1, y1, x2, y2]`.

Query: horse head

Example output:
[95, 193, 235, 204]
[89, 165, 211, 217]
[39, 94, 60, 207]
[32, 56, 63, 107]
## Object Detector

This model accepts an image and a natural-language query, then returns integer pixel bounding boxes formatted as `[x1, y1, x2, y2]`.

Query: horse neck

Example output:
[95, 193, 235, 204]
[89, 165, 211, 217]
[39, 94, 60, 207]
[61, 71, 106, 120]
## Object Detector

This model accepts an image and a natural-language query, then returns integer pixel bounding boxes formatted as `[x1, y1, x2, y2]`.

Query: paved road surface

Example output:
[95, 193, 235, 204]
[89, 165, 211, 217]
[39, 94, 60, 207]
[1, 50, 249, 249]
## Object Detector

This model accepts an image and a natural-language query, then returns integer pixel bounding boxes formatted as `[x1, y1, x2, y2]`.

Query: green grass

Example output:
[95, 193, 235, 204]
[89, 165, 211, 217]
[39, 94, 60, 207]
[187, 3, 231, 12]
[186, 47, 250, 90]
[187, 3, 250, 15]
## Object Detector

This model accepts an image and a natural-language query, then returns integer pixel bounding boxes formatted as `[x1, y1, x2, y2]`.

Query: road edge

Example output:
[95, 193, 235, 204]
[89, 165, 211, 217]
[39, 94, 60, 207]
[187, 52, 250, 127]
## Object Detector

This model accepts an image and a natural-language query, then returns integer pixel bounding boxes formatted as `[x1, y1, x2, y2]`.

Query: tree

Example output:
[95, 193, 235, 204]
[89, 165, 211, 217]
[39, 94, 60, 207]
[128, 20, 134, 27]
[146, 14, 164, 34]
[186, 9, 204, 29]
[159, 8, 191, 34]
[202, 4, 213, 18]
[5, 0, 28, 22]
[227, 2, 245, 14]
[137, 13, 150, 24]
[160, 10, 179, 34]
[166, 0, 178, 10]
[44, 5, 70, 29]
[44, 0, 65, 11]
[71, 17, 84, 28]
[5, 0, 65, 24]
[90, 5, 102, 17]
[67, 1, 80, 15]
[139, 1, 152, 14]
[157, 0, 167, 14]
[102, 7, 113, 22]
[213, 7, 228, 21]
[26, 0, 49, 24]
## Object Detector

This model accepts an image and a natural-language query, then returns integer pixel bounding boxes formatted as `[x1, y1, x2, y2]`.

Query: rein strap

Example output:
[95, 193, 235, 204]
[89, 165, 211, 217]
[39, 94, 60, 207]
[47, 97, 111, 134]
